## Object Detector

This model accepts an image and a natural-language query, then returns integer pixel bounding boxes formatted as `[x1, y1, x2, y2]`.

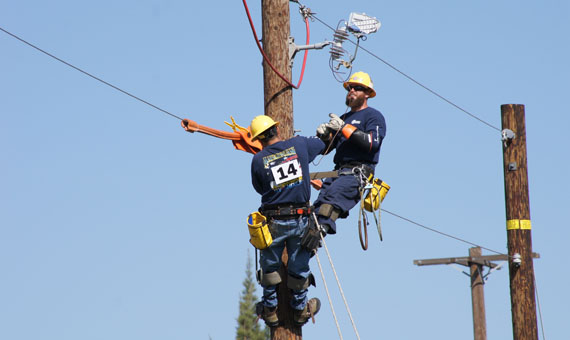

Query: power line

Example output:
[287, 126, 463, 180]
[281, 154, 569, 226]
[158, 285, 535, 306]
[3, 25, 507, 257]
[0, 26, 183, 121]
[311, 15, 501, 132]
[382, 208, 508, 256]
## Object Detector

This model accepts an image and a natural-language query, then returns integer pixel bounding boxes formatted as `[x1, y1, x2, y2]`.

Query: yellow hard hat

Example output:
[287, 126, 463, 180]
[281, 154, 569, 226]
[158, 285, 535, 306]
[343, 71, 376, 98]
[250, 115, 279, 140]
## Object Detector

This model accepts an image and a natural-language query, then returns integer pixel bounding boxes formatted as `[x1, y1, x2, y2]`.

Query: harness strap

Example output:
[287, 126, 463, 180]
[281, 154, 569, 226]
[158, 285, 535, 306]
[310, 163, 374, 180]
[310, 170, 340, 180]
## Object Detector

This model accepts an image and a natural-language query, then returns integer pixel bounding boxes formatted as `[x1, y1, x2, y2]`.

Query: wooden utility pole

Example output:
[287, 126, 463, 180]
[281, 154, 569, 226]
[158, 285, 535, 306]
[414, 248, 540, 340]
[262, 0, 294, 138]
[501, 104, 538, 340]
[469, 247, 487, 340]
[261, 0, 298, 339]
[414, 247, 498, 340]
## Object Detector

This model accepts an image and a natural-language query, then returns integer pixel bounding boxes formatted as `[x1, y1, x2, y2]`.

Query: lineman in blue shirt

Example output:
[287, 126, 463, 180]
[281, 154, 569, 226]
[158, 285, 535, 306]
[313, 71, 387, 238]
[249, 115, 325, 327]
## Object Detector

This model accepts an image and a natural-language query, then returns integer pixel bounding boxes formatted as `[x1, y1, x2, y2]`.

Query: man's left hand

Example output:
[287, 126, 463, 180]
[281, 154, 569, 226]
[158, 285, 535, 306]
[325, 113, 344, 131]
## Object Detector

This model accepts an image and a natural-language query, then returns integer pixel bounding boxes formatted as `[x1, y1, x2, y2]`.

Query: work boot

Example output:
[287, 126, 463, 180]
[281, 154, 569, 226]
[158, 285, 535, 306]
[293, 298, 321, 326]
[256, 302, 279, 327]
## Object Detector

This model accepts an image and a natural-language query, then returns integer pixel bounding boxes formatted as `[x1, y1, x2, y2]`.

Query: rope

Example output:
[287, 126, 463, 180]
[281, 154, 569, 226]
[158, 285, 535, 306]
[0, 26, 183, 121]
[318, 228, 361, 339]
[315, 253, 343, 339]
[535, 276, 547, 340]
[241, 0, 310, 89]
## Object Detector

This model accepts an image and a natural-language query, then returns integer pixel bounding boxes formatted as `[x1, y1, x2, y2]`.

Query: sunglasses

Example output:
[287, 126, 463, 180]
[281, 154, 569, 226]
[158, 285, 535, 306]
[347, 85, 368, 92]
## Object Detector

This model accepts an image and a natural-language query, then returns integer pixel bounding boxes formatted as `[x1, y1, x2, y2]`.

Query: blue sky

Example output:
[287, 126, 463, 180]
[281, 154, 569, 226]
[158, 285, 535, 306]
[1, 1, 568, 339]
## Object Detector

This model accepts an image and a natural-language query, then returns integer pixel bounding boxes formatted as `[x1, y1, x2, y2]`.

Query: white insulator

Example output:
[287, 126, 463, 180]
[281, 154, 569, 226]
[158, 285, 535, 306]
[330, 42, 344, 60]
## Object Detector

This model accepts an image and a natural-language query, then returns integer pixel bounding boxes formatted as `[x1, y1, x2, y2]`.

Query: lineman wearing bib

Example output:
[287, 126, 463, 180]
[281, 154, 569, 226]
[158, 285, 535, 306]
[249, 115, 325, 327]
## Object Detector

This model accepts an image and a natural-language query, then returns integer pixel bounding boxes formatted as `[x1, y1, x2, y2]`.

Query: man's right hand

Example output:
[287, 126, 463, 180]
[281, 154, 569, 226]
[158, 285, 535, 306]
[316, 123, 333, 143]
[316, 123, 328, 136]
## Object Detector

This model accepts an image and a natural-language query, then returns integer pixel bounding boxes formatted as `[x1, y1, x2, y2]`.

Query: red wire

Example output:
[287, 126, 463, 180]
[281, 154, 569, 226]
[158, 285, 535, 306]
[242, 0, 310, 89]
[297, 17, 309, 88]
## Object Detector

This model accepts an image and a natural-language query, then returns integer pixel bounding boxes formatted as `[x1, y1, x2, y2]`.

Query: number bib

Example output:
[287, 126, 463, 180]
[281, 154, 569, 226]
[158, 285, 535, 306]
[271, 159, 302, 186]
[262, 146, 304, 190]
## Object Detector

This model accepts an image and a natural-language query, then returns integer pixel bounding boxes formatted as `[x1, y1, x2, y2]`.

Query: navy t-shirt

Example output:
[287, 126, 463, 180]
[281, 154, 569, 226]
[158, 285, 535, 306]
[251, 136, 325, 208]
[332, 106, 386, 166]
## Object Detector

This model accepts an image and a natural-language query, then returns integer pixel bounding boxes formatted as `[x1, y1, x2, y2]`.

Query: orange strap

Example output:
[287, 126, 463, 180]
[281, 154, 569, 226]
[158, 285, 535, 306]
[182, 119, 240, 140]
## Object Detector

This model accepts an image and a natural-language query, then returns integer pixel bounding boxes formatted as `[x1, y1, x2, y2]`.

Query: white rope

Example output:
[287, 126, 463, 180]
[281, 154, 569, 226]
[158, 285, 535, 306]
[315, 253, 343, 339]
[319, 233, 362, 340]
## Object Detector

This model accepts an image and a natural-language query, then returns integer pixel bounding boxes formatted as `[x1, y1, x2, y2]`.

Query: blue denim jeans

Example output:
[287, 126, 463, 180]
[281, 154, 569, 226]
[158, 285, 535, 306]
[314, 174, 361, 234]
[260, 215, 311, 310]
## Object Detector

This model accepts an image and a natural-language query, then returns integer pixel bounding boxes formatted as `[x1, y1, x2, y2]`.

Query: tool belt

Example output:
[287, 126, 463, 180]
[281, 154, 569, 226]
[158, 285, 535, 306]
[261, 202, 312, 220]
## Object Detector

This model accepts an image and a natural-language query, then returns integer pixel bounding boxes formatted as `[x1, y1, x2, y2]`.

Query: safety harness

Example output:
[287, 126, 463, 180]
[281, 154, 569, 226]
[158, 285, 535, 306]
[310, 163, 389, 250]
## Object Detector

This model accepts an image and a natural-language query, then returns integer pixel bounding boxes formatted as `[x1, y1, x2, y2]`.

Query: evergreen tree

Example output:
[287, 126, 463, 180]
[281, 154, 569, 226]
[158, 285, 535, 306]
[236, 250, 270, 340]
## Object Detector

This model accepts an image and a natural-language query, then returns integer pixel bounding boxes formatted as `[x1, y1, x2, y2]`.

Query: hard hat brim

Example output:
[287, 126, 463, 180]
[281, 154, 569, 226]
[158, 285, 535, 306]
[343, 81, 376, 98]
[251, 121, 279, 141]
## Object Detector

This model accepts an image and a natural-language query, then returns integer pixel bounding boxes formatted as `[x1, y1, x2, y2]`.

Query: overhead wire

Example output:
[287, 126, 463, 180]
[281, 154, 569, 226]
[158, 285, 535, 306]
[299, 8, 509, 255]
[1, 14, 511, 258]
[382, 208, 508, 256]
[0, 26, 184, 121]
[310, 14, 501, 132]
[3, 7, 546, 336]
[259, 4, 545, 336]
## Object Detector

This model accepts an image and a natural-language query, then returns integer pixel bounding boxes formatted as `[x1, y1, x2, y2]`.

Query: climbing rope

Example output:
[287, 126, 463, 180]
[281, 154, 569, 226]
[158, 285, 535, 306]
[314, 253, 343, 339]
[319, 232, 361, 340]
[312, 213, 361, 340]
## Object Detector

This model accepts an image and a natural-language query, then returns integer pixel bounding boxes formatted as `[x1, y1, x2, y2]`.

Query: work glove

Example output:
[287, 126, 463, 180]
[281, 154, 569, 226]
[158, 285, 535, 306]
[316, 123, 332, 142]
[325, 113, 345, 131]
[316, 123, 328, 136]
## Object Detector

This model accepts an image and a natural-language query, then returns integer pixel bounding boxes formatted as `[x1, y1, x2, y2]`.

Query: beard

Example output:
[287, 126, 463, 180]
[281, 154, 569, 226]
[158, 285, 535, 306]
[346, 94, 365, 108]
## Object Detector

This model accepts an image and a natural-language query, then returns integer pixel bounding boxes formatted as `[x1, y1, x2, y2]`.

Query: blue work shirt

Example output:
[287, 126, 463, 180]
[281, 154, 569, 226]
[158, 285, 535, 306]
[332, 106, 386, 167]
[251, 136, 325, 208]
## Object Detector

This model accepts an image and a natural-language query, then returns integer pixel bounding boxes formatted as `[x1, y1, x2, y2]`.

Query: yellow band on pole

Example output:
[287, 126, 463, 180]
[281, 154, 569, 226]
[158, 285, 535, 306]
[506, 219, 532, 230]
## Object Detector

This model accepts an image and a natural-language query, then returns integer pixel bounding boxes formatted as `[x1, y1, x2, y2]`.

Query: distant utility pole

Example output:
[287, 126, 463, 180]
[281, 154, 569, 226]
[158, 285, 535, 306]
[261, 0, 298, 339]
[414, 247, 503, 340]
[501, 104, 539, 340]
[414, 249, 540, 340]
